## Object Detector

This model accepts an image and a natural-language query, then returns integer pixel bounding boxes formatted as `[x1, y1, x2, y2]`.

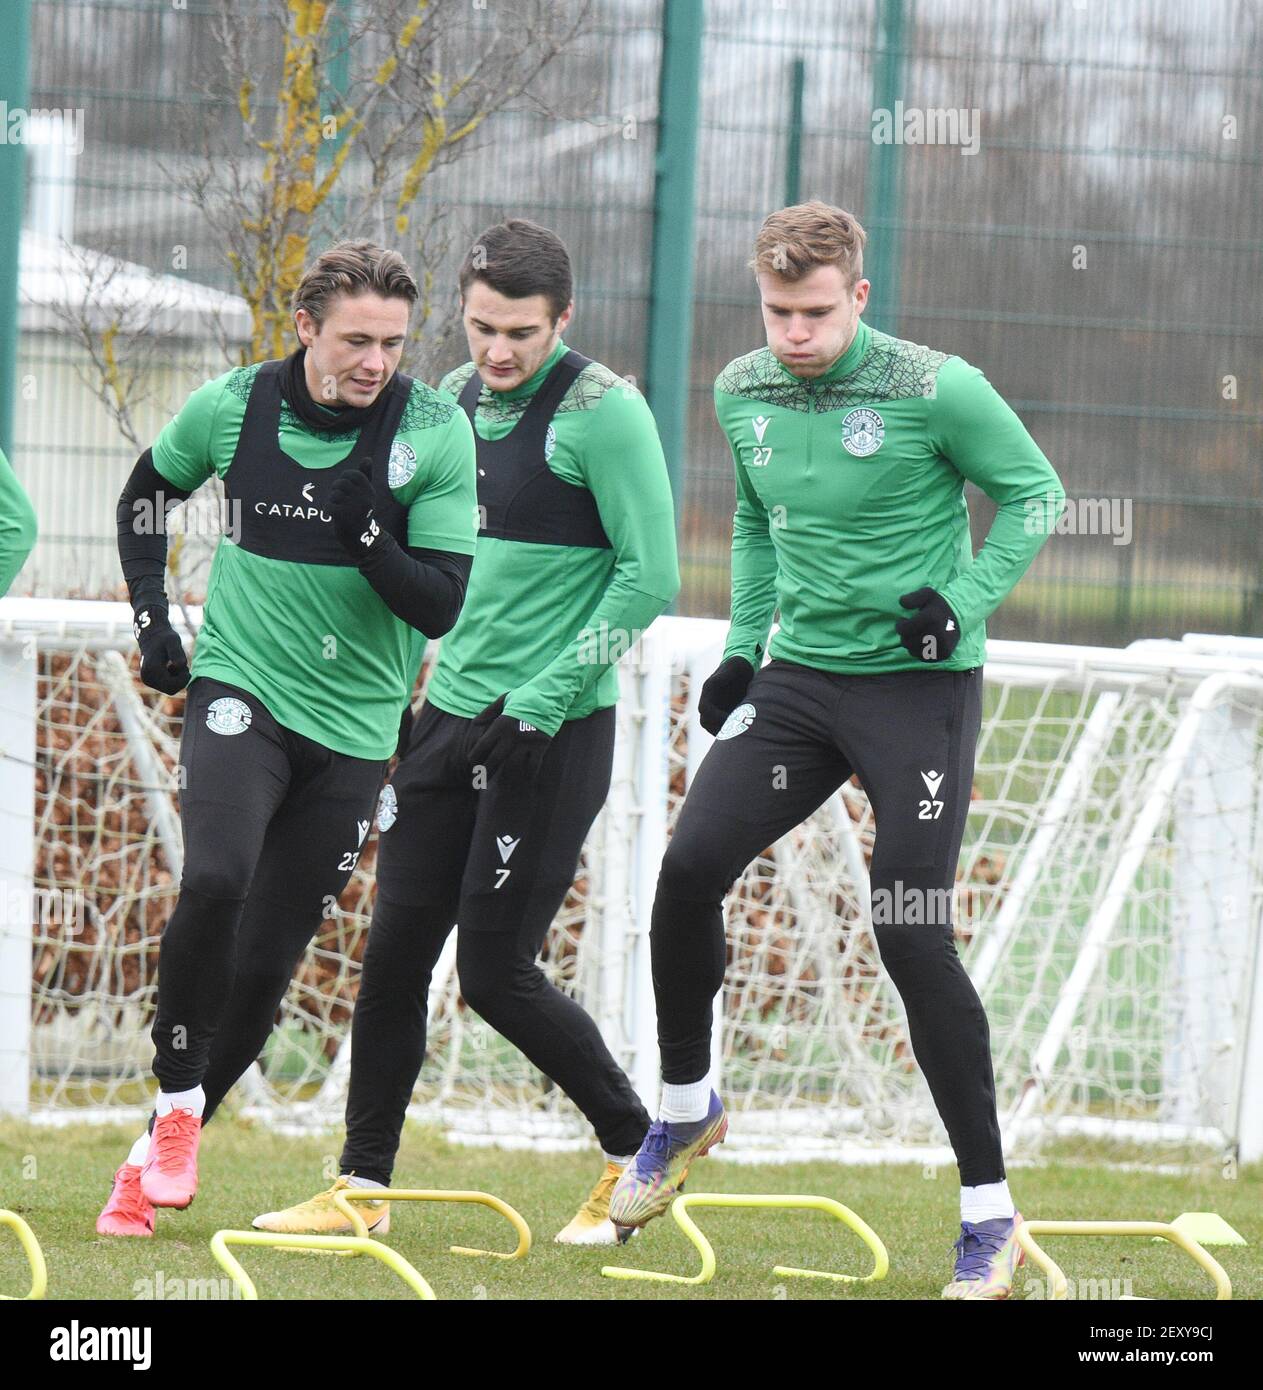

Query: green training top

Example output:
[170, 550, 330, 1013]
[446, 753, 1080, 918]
[0, 446, 38, 597]
[715, 319, 1064, 673]
[427, 339, 680, 735]
[152, 364, 477, 759]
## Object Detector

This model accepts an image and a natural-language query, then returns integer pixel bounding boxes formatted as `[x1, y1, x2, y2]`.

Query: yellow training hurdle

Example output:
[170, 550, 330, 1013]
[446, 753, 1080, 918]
[0, 1209, 47, 1300]
[1016, 1220, 1233, 1300]
[602, 1192, 888, 1287]
[332, 1187, 531, 1260]
[209, 1228, 435, 1300]
[210, 1186, 531, 1299]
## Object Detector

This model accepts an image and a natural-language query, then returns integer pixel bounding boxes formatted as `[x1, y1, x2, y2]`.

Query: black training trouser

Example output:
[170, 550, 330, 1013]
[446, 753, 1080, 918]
[651, 658, 1004, 1186]
[340, 701, 650, 1185]
[153, 678, 386, 1097]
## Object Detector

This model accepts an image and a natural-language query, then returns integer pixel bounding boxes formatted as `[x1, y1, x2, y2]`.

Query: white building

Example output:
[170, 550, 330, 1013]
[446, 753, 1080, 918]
[14, 228, 250, 597]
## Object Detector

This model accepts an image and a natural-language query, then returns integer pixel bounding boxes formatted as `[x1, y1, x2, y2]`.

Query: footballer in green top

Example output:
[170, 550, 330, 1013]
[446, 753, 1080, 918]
[149, 339, 474, 760]
[0, 446, 37, 596]
[610, 203, 1065, 1303]
[715, 319, 1061, 675]
[96, 242, 477, 1237]
[252, 219, 681, 1249]
[428, 336, 679, 732]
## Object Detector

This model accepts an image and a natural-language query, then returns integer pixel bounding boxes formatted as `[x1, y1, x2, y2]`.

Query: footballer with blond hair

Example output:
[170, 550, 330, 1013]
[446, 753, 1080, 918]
[609, 201, 1064, 1300]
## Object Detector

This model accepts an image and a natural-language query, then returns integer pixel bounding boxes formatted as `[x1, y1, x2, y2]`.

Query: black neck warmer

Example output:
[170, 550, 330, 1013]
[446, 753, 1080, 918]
[280, 347, 391, 433]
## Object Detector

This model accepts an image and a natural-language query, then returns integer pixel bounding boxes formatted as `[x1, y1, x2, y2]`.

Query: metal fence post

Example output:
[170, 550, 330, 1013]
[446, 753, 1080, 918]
[864, 0, 906, 335]
[646, 0, 703, 524]
[0, 637, 36, 1116]
[785, 56, 805, 208]
[0, 0, 33, 458]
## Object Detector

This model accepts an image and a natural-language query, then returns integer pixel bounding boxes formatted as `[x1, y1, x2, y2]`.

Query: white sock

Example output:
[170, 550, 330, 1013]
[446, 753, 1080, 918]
[155, 1086, 205, 1119]
[346, 1174, 382, 1189]
[602, 1151, 634, 1168]
[960, 1180, 1015, 1223]
[659, 1078, 711, 1124]
[126, 1132, 150, 1167]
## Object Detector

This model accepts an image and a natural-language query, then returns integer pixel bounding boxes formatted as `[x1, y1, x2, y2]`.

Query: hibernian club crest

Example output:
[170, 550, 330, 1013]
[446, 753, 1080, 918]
[388, 440, 418, 487]
[206, 696, 252, 736]
[841, 407, 885, 457]
[716, 702, 757, 740]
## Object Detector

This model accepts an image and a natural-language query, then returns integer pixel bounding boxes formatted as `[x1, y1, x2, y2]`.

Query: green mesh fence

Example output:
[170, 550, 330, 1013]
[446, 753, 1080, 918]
[14, 0, 1263, 644]
[686, 0, 1262, 642]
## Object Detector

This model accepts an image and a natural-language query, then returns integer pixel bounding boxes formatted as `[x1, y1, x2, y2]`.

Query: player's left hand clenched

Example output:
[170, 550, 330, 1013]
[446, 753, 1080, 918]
[895, 587, 961, 663]
[468, 693, 552, 785]
[329, 466, 381, 559]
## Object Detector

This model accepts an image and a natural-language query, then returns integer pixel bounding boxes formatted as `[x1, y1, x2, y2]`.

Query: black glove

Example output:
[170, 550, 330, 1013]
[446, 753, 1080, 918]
[895, 588, 961, 663]
[132, 606, 191, 695]
[467, 694, 552, 785]
[698, 655, 755, 736]
[329, 467, 382, 560]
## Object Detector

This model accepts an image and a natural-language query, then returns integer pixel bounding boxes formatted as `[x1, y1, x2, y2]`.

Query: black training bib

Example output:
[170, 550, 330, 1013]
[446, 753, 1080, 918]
[458, 351, 611, 550]
[225, 360, 412, 566]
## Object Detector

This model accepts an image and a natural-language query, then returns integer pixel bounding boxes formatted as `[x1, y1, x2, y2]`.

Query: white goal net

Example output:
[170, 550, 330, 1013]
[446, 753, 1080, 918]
[2, 601, 1261, 1168]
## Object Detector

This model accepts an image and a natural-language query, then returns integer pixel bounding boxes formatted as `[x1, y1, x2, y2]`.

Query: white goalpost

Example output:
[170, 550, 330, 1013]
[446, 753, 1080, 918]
[2, 597, 1262, 1169]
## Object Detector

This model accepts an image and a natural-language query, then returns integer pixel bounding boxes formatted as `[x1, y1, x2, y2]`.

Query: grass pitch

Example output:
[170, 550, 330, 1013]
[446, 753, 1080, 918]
[1, 1119, 1259, 1301]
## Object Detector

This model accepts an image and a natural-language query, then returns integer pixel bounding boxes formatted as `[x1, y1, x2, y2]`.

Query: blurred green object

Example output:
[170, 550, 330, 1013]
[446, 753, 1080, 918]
[260, 1022, 330, 1084]
[1169, 1212, 1248, 1247]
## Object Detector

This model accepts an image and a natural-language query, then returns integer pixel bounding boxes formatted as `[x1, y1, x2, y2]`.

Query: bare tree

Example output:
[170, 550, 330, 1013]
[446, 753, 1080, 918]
[51, 0, 595, 604]
[178, 0, 593, 372]
[45, 244, 191, 449]
[58, 0, 595, 435]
